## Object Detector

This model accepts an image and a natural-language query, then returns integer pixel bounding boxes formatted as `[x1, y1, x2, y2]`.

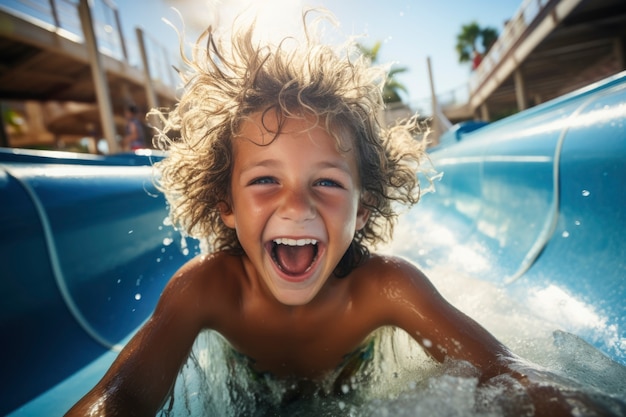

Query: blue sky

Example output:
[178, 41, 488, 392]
[120, 0, 522, 113]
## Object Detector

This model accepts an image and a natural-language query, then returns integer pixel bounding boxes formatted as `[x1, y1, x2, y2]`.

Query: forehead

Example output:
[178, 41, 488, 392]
[234, 109, 353, 147]
[231, 110, 361, 177]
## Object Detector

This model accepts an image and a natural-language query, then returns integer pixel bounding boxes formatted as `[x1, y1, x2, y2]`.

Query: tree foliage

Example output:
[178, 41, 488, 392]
[455, 21, 499, 64]
[357, 41, 408, 103]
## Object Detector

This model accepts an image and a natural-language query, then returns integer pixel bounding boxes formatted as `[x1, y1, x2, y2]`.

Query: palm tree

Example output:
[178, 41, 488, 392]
[455, 22, 499, 69]
[357, 41, 408, 103]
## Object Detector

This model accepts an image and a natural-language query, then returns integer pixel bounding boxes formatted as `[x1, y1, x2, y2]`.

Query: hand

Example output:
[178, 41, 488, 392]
[494, 362, 625, 417]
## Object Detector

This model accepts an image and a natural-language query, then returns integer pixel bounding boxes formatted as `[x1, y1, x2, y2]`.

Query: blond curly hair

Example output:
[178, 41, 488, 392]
[153, 12, 430, 273]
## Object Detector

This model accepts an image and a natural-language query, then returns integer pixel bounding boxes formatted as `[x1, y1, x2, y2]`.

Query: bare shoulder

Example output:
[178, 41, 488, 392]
[156, 251, 246, 326]
[352, 253, 443, 308]
[357, 253, 431, 287]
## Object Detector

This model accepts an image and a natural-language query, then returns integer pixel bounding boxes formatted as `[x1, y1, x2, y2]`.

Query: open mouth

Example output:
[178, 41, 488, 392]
[270, 238, 319, 277]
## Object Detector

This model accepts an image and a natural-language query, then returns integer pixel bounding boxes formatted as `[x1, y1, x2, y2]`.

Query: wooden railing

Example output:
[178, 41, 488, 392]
[468, 0, 550, 94]
[0, 0, 178, 91]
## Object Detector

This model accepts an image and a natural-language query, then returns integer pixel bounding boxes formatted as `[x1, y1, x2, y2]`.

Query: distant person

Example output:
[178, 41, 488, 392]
[66, 11, 609, 416]
[122, 104, 145, 151]
[472, 50, 483, 71]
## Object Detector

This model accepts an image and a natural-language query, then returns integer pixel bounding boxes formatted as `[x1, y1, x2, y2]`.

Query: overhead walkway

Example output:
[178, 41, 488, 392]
[443, 0, 626, 123]
[0, 0, 179, 151]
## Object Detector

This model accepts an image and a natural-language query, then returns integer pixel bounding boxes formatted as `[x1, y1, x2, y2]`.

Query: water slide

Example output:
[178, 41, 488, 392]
[1, 72, 624, 416]
[0, 150, 196, 415]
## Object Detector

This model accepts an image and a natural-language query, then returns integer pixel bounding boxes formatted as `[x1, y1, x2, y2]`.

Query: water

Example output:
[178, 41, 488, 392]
[157, 263, 626, 416]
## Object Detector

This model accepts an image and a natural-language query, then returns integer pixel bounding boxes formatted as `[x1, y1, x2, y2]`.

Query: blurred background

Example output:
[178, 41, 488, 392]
[0, 0, 624, 151]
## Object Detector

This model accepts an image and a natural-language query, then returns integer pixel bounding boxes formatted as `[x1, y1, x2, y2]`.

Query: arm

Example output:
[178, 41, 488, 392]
[377, 256, 606, 416]
[376, 256, 515, 376]
[65, 256, 214, 416]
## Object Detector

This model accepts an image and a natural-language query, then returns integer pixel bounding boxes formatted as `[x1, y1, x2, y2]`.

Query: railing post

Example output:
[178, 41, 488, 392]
[77, 0, 119, 153]
[164, 45, 177, 91]
[514, 69, 528, 111]
[135, 27, 159, 112]
[48, 0, 61, 29]
[113, 8, 129, 64]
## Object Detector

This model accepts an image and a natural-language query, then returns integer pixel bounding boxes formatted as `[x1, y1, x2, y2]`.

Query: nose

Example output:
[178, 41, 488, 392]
[278, 187, 316, 223]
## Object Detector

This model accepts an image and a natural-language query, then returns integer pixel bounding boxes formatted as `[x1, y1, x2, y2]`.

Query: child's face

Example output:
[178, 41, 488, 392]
[221, 111, 369, 305]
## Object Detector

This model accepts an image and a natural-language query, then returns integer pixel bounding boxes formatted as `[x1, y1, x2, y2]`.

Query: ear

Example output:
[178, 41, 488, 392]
[219, 202, 236, 229]
[355, 203, 370, 232]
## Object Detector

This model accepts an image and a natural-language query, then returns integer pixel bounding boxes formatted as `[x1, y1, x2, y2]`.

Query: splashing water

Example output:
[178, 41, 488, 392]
[156, 266, 626, 417]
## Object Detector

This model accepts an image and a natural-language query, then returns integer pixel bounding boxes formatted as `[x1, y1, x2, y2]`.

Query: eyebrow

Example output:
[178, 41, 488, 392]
[239, 158, 352, 174]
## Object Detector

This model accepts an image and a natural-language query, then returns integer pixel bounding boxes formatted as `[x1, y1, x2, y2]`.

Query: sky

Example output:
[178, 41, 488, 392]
[119, 0, 523, 115]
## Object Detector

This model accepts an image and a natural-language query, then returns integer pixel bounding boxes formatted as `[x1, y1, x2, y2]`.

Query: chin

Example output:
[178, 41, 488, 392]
[270, 284, 320, 306]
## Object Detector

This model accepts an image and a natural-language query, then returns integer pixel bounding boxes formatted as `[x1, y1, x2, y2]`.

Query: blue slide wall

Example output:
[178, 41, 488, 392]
[413, 71, 626, 363]
[0, 151, 196, 415]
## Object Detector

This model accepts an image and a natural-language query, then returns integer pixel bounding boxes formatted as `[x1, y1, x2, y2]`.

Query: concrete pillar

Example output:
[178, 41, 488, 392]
[514, 68, 527, 111]
[78, 0, 119, 153]
[427, 56, 443, 145]
[0, 102, 8, 147]
[480, 103, 490, 121]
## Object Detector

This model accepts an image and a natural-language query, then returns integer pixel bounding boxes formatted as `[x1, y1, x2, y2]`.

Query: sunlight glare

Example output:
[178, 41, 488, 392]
[167, 0, 309, 45]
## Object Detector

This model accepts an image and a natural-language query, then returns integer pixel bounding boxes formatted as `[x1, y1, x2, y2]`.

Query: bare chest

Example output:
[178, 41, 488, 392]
[217, 305, 376, 379]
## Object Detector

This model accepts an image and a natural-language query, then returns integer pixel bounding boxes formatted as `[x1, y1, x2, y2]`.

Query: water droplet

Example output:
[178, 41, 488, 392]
[117, 278, 121, 284]
[562, 231, 570, 238]
[128, 230, 134, 234]
[574, 220, 581, 226]
[156, 257, 161, 263]
[163, 237, 173, 246]
[582, 190, 590, 197]
[134, 293, 141, 301]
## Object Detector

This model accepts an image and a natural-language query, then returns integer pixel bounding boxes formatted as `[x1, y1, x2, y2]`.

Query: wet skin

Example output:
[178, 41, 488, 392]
[66, 112, 535, 416]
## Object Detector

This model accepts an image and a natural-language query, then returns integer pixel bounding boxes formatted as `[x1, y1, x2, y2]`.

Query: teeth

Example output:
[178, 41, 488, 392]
[273, 238, 318, 246]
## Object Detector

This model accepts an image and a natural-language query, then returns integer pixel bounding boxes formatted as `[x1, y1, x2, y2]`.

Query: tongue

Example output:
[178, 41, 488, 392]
[274, 244, 315, 275]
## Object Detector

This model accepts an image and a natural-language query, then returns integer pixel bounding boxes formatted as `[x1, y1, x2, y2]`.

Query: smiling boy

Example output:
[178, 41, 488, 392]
[66, 13, 590, 417]
[224, 111, 369, 306]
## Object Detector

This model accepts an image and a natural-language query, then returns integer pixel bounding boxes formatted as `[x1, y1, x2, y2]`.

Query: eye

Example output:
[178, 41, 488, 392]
[249, 176, 277, 186]
[315, 178, 343, 188]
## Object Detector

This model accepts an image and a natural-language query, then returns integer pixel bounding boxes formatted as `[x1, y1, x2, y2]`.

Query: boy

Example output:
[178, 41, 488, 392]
[67, 14, 585, 417]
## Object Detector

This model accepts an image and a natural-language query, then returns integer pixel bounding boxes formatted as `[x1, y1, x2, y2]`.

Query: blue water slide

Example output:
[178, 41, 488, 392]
[0, 150, 196, 416]
[1, 72, 625, 415]
[403, 71, 626, 364]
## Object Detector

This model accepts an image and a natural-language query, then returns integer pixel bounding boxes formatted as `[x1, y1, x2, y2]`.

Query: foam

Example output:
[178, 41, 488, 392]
[158, 261, 626, 416]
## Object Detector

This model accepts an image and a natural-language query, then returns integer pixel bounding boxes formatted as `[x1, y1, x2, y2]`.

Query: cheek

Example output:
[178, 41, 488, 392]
[241, 193, 274, 219]
[326, 197, 361, 233]
[229, 192, 272, 233]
